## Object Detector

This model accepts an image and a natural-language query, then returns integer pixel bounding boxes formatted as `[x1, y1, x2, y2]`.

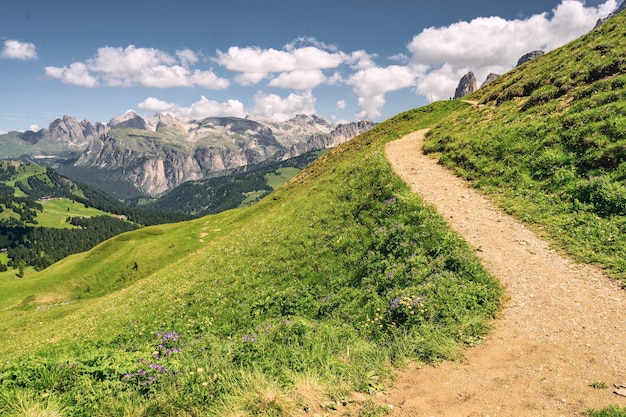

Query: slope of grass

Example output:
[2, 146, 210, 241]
[0, 101, 503, 416]
[36, 198, 110, 228]
[424, 13, 626, 285]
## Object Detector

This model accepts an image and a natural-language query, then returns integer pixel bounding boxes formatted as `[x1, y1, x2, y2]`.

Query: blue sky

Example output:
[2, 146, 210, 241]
[0, 0, 618, 132]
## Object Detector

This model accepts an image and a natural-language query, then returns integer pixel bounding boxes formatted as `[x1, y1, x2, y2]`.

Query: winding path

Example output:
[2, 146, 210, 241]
[383, 129, 626, 416]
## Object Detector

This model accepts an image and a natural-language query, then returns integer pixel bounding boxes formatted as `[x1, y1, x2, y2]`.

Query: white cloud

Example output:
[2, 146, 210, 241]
[29, 124, 40, 131]
[176, 48, 200, 67]
[137, 97, 172, 112]
[347, 65, 415, 119]
[215, 42, 345, 86]
[138, 96, 245, 119]
[44, 62, 98, 87]
[336, 100, 346, 110]
[268, 69, 326, 89]
[345, 50, 377, 70]
[234, 72, 269, 86]
[45, 45, 229, 89]
[251, 90, 317, 121]
[408, 0, 617, 100]
[1, 39, 38, 60]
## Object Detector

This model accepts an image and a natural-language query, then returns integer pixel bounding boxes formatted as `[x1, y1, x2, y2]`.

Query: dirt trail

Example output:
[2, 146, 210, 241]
[383, 129, 626, 416]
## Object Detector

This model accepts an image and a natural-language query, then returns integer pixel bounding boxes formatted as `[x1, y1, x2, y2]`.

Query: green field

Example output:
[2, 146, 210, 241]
[265, 167, 301, 189]
[37, 198, 111, 228]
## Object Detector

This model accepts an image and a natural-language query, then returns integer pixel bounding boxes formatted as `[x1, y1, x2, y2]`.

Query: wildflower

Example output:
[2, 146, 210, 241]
[384, 197, 396, 204]
[197, 368, 204, 373]
[202, 382, 209, 387]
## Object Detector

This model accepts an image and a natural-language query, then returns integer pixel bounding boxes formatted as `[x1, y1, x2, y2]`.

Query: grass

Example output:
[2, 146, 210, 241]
[423, 12, 626, 286]
[36, 198, 110, 228]
[265, 167, 301, 189]
[586, 406, 626, 417]
[0, 101, 504, 416]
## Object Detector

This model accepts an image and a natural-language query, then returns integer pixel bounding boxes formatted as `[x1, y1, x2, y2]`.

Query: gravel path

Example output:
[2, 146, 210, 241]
[383, 129, 626, 416]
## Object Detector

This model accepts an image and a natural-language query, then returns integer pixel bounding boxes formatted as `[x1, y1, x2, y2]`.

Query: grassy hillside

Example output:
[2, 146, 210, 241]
[3, 12, 626, 417]
[423, 12, 626, 286]
[0, 101, 503, 416]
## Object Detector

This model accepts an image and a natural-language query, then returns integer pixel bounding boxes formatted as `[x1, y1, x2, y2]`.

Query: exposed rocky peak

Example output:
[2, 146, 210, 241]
[108, 110, 147, 130]
[31, 115, 108, 146]
[595, 1, 626, 27]
[146, 112, 190, 131]
[482, 73, 501, 87]
[517, 50, 545, 67]
[3, 110, 374, 197]
[454, 71, 477, 99]
[327, 121, 377, 147]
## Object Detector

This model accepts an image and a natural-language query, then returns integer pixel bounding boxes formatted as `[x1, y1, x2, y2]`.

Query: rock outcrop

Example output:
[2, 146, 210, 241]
[481, 73, 501, 87]
[595, 0, 626, 27]
[18, 116, 108, 150]
[454, 72, 477, 99]
[109, 110, 148, 130]
[517, 50, 545, 67]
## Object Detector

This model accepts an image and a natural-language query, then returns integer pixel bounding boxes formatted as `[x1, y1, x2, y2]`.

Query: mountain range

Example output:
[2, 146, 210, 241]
[0, 112, 375, 198]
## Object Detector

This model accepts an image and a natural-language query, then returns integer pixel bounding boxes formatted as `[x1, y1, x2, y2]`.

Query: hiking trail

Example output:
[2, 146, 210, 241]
[382, 129, 626, 416]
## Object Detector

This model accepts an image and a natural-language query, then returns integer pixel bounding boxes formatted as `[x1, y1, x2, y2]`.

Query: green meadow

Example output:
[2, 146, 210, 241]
[0, 102, 503, 416]
[36, 198, 110, 228]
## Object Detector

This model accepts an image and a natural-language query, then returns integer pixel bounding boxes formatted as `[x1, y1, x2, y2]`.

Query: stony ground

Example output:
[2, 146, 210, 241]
[381, 129, 626, 417]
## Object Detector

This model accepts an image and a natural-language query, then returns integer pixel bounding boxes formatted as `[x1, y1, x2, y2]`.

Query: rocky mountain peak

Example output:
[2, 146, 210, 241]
[482, 73, 501, 87]
[454, 72, 477, 99]
[517, 50, 545, 67]
[108, 110, 147, 130]
[47, 116, 106, 145]
[146, 112, 190, 132]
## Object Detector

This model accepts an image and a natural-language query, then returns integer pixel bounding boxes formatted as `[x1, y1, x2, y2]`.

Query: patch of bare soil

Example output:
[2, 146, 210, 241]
[383, 129, 626, 416]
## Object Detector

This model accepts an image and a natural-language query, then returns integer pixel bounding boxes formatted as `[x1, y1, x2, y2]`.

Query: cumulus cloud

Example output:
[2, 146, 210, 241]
[268, 69, 326, 89]
[347, 65, 415, 119]
[408, 0, 617, 100]
[215, 42, 346, 86]
[251, 90, 317, 121]
[1, 39, 38, 60]
[45, 45, 229, 89]
[336, 100, 346, 110]
[138, 96, 245, 119]
[44, 62, 98, 87]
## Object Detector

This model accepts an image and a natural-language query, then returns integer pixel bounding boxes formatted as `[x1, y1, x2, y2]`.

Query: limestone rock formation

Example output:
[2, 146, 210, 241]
[75, 114, 375, 196]
[454, 72, 477, 99]
[481, 73, 501, 87]
[517, 50, 545, 67]
[108, 110, 148, 130]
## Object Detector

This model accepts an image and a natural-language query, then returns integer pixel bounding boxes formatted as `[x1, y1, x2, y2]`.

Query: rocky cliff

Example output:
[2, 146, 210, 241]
[454, 72, 477, 99]
[517, 50, 545, 67]
[73, 114, 374, 196]
[0, 112, 374, 197]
